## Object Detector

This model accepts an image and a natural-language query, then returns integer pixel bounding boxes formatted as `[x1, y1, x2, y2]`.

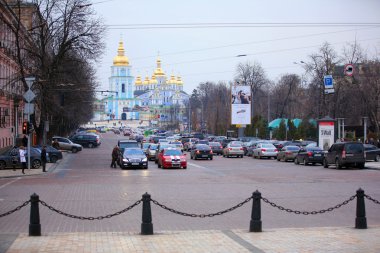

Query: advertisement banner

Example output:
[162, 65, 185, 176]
[231, 85, 251, 125]
[318, 121, 335, 151]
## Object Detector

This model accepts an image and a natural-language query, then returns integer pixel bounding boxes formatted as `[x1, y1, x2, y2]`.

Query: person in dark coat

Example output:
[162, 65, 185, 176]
[22, 135, 28, 147]
[111, 145, 119, 168]
[41, 145, 47, 172]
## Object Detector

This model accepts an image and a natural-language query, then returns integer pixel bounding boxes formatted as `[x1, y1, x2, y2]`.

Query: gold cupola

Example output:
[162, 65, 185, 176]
[177, 76, 183, 85]
[143, 75, 150, 85]
[150, 74, 158, 84]
[153, 57, 166, 76]
[169, 74, 176, 84]
[113, 41, 130, 66]
[135, 75, 142, 85]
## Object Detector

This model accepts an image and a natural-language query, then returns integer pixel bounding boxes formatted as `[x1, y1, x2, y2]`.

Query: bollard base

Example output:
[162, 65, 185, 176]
[249, 220, 262, 232]
[355, 217, 367, 229]
[141, 223, 153, 235]
[29, 224, 41, 236]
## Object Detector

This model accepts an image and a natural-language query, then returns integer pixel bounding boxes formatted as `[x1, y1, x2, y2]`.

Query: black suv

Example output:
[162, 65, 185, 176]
[70, 134, 101, 148]
[323, 142, 365, 169]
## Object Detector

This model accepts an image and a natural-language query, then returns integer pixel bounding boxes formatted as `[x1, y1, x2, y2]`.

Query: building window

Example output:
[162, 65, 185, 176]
[122, 83, 125, 93]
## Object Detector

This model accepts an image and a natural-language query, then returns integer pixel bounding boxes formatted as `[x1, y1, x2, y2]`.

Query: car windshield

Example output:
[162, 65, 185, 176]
[164, 149, 182, 156]
[149, 144, 158, 150]
[196, 144, 210, 150]
[124, 149, 144, 156]
[286, 146, 300, 151]
[346, 144, 363, 153]
[262, 144, 275, 148]
[307, 147, 323, 151]
[230, 143, 242, 147]
[209, 142, 220, 146]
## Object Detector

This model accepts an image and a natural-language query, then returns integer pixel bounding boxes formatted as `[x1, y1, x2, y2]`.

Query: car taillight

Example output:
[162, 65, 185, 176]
[274, 148, 278, 152]
[196, 150, 200, 154]
[240, 148, 244, 150]
[286, 151, 292, 155]
[307, 152, 312, 157]
[229, 148, 232, 151]
[210, 150, 213, 154]
[342, 149, 346, 158]
[220, 146, 223, 149]
[262, 148, 266, 152]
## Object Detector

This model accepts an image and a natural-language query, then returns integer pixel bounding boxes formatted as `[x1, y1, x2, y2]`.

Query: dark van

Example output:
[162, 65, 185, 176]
[323, 142, 365, 169]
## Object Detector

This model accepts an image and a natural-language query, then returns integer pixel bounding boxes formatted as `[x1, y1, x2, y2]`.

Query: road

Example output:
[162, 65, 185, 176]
[0, 132, 379, 234]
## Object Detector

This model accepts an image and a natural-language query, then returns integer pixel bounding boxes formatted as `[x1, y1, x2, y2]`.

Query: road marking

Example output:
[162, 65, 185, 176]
[0, 178, 20, 190]
[187, 162, 225, 176]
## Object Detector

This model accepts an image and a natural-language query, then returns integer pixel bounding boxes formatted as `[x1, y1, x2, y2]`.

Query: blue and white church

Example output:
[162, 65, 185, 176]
[99, 40, 190, 127]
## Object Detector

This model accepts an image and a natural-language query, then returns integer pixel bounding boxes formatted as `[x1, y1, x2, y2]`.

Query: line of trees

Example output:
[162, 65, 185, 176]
[189, 41, 380, 140]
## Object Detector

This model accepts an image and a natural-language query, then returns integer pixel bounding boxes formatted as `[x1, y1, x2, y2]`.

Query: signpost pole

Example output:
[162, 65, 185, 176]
[25, 77, 35, 171]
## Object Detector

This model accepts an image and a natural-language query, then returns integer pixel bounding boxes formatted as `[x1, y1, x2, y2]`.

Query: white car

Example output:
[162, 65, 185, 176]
[252, 143, 278, 159]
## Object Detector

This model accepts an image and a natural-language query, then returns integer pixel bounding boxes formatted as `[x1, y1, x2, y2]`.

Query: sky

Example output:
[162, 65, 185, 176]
[91, 0, 380, 95]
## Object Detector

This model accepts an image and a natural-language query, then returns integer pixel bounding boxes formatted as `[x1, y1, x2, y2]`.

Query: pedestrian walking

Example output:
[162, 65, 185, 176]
[111, 145, 119, 168]
[52, 139, 60, 150]
[41, 145, 47, 172]
[22, 135, 28, 147]
[19, 146, 27, 174]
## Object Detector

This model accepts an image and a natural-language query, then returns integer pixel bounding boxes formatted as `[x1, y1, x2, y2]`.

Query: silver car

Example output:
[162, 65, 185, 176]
[52, 136, 82, 153]
[252, 143, 278, 159]
[223, 142, 244, 158]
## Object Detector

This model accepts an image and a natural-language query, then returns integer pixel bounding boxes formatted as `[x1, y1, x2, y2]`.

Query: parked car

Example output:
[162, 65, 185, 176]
[119, 148, 148, 170]
[252, 143, 278, 159]
[323, 142, 365, 169]
[0, 146, 42, 169]
[221, 138, 238, 148]
[33, 145, 63, 163]
[294, 146, 324, 165]
[223, 142, 244, 158]
[146, 143, 159, 161]
[157, 148, 187, 169]
[52, 136, 83, 153]
[190, 144, 213, 160]
[276, 145, 300, 162]
[209, 142, 223, 155]
[364, 144, 380, 162]
[141, 142, 151, 154]
[70, 133, 101, 148]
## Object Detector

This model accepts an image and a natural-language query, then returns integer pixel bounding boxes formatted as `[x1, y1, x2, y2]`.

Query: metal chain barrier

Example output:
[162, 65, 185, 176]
[0, 200, 30, 218]
[261, 195, 356, 215]
[151, 196, 252, 218]
[365, 194, 380, 205]
[39, 199, 142, 220]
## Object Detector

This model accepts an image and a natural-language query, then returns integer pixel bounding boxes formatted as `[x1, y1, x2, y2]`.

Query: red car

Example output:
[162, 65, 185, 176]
[157, 148, 187, 169]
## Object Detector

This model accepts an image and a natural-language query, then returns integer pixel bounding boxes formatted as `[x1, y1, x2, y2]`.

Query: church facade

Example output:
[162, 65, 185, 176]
[97, 40, 189, 129]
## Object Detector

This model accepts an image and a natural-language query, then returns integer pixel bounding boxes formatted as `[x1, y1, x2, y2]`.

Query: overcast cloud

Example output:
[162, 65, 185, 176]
[92, 0, 380, 94]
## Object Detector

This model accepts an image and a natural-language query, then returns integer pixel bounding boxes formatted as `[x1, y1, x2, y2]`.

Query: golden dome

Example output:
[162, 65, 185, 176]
[150, 74, 158, 84]
[177, 76, 183, 85]
[143, 75, 150, 85]
[153, 57, 166, 76]
[135, 75, 142, 85]
[169, 74, 176, 84]
[113, 41, 129, 66]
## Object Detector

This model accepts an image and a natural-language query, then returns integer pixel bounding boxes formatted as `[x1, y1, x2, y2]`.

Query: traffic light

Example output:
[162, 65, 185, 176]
[22, 122, 28, 134]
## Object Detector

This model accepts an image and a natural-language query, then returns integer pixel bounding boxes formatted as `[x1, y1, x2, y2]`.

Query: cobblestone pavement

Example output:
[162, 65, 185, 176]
[2, 226, 380, 253]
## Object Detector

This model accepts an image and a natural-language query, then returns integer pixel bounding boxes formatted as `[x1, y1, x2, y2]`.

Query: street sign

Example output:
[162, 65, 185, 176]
[344, 64, 354, 76]
[324, 89, 335, 95]
[23, 89, 36, 102]
[25, 77, 35, 88]
[323, 75, 333, 88]
[24, 103, 34, 114]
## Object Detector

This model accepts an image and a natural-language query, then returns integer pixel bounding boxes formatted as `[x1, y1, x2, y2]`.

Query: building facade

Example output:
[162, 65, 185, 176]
[100, 40, 189, 129]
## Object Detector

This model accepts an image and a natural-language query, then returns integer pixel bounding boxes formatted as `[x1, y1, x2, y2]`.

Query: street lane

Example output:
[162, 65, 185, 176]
[0, 131, 379, 233]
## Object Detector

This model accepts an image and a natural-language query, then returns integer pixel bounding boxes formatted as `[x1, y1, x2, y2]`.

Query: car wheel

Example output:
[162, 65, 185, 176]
[277, 156, 280, 161]
[50, 155, 58, 163]
[223, 154, 225, 157]
[303, 158, 308, 166]
[357, 163, 365, 169]
[155, 159, 158, 164]
[0, 161, 5, 170]
[88, 143, 94, 148]
[335, 159, 342, 170]
[158, 162, 161, 168]
[144, 166, 148, 170]
[183, 166, 187, 169]
[294, 158, 299, 165]
[375, 155, 380, 162]
[323, 159, 329, 168]
[71, 147, 78, 153]
[190, 154, 193, 160]
[210, 157, 213, 160]
[32, 160, 41, 169]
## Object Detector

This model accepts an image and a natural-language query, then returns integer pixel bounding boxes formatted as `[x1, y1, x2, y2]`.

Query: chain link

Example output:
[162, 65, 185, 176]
[39, 199, 142, 220]
[365, 194, 380, 205]
[261, 195, 356, 215]
[0, 200, 30, 218]
[151, 196, 252, 218]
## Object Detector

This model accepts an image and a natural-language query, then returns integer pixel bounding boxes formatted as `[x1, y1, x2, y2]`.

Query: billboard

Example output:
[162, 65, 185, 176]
[318, 121, 335, 151]
[231, 85, 251, 125]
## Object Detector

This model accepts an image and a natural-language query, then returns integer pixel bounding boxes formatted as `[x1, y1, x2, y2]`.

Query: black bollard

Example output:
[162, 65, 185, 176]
[141, 192, 153, 235]
[355, 188, 367, 229]
[249, 190, 262, 232]
[29, 193, 41, 236]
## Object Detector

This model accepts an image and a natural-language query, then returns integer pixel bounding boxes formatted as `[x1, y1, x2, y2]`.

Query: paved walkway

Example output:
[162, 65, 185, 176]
[1, 226, 379, 253]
